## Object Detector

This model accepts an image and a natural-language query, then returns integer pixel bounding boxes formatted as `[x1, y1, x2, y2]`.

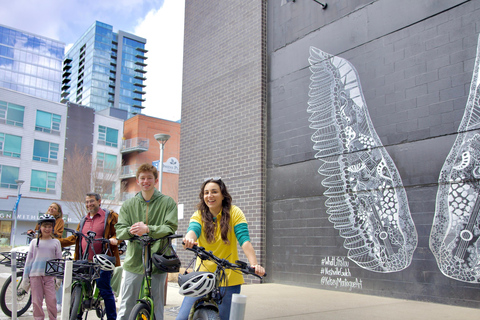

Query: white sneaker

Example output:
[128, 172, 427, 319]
[57, 304, 61, 313]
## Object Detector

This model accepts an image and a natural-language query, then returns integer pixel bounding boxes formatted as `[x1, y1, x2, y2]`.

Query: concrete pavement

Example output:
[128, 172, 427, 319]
[163, 282, 479, 320]
[1, 275, 478, 320]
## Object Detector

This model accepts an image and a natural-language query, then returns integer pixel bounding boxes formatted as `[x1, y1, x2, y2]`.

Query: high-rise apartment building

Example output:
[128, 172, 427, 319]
[0, 24, 65, 102]
[61, 21, 147, 119]
[0, 87, 124, 245]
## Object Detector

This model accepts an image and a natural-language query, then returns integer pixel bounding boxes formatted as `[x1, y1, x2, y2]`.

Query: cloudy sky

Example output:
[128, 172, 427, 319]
[0, 0, 185, 122]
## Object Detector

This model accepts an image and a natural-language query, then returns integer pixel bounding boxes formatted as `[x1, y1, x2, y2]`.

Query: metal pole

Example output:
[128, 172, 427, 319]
[61, 260, 73, 320]
[11, 252, 17, 320]
[159, 145, 165, 193]
[229, 294, 247, 320]
[154, 134, 170, 193]
[10, 180, 24, 249]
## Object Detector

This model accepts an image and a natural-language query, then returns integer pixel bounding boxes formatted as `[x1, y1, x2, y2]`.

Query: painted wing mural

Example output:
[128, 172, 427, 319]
[307, 47, 418, 273]
[430, 34, 480, 283]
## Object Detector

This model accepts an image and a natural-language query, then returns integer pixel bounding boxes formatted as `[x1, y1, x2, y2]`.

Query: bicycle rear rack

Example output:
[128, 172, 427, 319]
[0, 252, 27, 268]
[45, 259, 101, 281]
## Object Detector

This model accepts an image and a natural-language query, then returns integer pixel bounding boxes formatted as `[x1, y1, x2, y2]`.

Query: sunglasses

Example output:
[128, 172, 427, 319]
[204, 177, 222, 182]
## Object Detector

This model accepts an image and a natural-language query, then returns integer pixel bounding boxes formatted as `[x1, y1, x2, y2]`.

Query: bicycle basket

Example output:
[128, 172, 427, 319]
[0, 252, 27, 268]
[45, 259, 101, 281]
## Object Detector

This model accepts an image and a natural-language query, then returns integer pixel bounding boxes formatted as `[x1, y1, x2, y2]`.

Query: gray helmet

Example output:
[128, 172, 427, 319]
[178, 272, 215, 297]
[93, 254, 116, 271]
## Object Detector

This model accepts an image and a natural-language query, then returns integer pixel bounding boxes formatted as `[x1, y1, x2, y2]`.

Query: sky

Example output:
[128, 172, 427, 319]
[0, 0, 185, 122]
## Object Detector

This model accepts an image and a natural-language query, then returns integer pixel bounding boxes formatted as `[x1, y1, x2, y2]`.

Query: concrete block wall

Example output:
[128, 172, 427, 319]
[267, 0, 480, 307]
[178, 0, 267, 278]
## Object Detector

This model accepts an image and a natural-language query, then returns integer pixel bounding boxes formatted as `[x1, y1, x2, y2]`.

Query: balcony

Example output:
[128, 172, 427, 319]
[121, 137, 149, 154]
[119, 164, 142, 179]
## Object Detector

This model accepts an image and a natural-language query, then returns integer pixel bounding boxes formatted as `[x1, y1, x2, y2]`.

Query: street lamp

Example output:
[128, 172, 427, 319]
[10, 179, 24, 248]
[154, 133, 170, 193]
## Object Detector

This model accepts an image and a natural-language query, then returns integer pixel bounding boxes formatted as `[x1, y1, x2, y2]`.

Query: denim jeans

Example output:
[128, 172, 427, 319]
[96, 269, 116, 320]
[176, 285, 241, 320]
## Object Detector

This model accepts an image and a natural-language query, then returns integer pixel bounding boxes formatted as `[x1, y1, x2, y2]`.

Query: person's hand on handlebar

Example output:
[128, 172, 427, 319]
[251, 264, 265, 277]
[182, 237, 198, 249]
[130, 222, 149, 236]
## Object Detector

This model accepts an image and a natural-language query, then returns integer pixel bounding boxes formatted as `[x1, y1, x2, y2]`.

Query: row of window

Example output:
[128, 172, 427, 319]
[1, 149, 118, 190]
[0, 165, 56, 193]
[0, 133, 59, 162]
[0, 100, 61, 131]
[0, 163, 117, 197]
[0, 127, 118, 161]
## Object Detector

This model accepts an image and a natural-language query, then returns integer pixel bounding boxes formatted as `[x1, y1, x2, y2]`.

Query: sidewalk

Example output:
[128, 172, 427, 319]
[2, 279, 478, 319]
[163, 282, 479, 320]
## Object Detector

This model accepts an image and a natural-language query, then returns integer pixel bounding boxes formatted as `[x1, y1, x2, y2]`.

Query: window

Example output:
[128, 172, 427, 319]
[33, 140, 59, 163]
[35, 110, 61, 134]
[30, 170, 56, 193]
[95, 179, 115, 200]
[98, 125, 118, 147]
[0, 133, 21, 158]
[97, 152, 117, 173]
[0, 100, 24, 127]
[0, 165, 19, 189]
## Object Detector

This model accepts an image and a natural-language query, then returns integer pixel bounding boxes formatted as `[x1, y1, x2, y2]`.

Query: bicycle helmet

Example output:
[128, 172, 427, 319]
[178, 271, 215, 297]
[152, 251, 181, 273]
[37, 214, 56, 227]
[93, 254, 116, 271]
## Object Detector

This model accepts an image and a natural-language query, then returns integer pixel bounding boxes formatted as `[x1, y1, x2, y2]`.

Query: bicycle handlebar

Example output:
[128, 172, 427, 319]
[184, 243, 266, 279]
[64, 227, 112, 258]
[129, 233, 183, 246]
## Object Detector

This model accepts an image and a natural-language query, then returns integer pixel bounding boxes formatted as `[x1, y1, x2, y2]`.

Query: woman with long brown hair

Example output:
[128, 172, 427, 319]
[27, 202, 65, 239]
[178, 177, 265, 320]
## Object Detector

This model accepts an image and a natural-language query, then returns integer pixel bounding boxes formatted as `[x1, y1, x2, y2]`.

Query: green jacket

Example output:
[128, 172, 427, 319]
[116, 189, 178, 274]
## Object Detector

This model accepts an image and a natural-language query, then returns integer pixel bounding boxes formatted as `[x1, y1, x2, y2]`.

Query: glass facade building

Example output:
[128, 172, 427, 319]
[0, 24, 64, 102]
[62, 21, 147, 119]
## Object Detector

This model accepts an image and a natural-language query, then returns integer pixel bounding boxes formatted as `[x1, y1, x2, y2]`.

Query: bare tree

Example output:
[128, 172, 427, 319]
[62, 145, 124, 221]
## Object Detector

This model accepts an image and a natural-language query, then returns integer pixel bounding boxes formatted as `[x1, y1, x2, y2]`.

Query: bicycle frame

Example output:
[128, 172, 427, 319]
[182, 245, 266, 320]
[129, 234, 182, 320]
[65, 228, 111, 320]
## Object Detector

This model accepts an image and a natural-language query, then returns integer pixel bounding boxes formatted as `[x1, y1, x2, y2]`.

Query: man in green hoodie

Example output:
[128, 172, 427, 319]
[116, 163, 178, 320]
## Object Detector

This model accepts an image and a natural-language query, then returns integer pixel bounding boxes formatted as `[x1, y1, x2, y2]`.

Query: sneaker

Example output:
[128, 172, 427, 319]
[57, 304, 61, 313]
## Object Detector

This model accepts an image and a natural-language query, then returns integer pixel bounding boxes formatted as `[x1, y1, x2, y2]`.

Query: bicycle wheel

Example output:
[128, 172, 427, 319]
[192, 307, 221, 320]
[70, 285, 83, 320]
[128, 302, 151, 320]
[0, 271, 31, 317]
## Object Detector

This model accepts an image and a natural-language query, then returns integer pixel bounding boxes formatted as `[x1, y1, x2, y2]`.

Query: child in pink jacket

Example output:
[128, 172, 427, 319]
[23, 214, 62, 320]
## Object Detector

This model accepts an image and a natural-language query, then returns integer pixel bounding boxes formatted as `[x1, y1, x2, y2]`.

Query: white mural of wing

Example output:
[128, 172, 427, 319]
[430, 34, 480, 283]
[308, 47, 418, 273]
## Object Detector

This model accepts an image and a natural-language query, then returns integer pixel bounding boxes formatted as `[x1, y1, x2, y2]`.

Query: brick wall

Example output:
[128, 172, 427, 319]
[178, 0, 267, 279]
[267, 0, 480, 308]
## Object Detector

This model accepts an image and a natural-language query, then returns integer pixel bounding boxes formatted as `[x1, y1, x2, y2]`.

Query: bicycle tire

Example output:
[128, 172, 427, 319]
[192, 307, 221, 320]
[128, 302, 151, 320]
[0, 271, 31, 317]
[70, 285, 83, 320]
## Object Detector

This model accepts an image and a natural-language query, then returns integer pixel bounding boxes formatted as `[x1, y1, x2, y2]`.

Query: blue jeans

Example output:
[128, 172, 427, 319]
[96, 270, 116, 320]
[176, 285, 241, 320]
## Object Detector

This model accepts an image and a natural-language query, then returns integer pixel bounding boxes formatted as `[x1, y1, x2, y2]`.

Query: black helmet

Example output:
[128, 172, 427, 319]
[37, 214, 56, 227]
[152, 249, 181, 273]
